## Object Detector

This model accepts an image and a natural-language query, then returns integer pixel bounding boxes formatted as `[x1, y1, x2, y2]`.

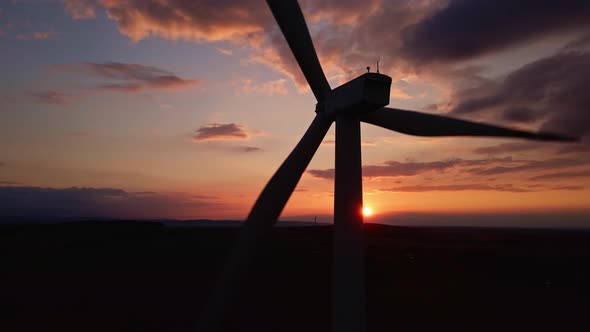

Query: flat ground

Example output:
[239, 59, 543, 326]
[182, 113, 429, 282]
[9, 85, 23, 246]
[1, 222, 589, 331]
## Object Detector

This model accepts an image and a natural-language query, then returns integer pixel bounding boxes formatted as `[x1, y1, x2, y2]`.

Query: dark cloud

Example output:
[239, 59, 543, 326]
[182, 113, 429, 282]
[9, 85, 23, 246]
[31, 90, 71, 106]
[234, 146, 262, 153]
[52, 62, 199, 93]
[472, 141, 589, 157]
[308, 157, 517, 179]
[97, 76, 196, 93]
[309, 155, 590, 182]
[382, 182, 583, 193]
[556, 143, 590, 155]
[307, 169, 335, 180]
[381, 184, 534, 193]
[362, 159, 470, 177]
[451, 51, 590, 138]
[529, 170, 590, 181]
[0, 186, 220, 220]
[551, 185, 585, 190]
[473, 142, 548, 155]
[469, 158, 588, 176]
[563, 33, 590, 51]
[192, 123, 259, 142]
[401, 0, 590, 63]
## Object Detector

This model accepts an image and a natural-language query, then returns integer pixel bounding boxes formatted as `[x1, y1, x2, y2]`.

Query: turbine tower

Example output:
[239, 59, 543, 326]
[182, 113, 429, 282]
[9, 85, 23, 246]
[202, 1, 577, 331]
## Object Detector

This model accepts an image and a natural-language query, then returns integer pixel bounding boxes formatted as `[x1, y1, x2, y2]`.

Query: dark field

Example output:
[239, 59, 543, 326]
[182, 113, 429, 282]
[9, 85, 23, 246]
[1, 222, 590, 332]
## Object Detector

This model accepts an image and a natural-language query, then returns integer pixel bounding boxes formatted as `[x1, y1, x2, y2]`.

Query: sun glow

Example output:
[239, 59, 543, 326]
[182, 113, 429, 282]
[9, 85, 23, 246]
[362, 207, 373, 217]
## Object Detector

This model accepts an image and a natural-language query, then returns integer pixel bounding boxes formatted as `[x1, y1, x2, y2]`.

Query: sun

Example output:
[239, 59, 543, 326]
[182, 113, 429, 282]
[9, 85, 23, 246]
[362, 207, 373, 217]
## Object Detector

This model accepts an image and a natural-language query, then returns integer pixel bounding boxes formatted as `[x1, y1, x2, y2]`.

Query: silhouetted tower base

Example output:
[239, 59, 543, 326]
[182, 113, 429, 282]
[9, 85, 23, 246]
[333, 114, 365, 332]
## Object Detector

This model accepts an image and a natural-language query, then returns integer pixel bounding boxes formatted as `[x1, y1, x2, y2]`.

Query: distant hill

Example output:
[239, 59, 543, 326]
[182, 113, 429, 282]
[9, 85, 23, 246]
[0, 217, 327, 228]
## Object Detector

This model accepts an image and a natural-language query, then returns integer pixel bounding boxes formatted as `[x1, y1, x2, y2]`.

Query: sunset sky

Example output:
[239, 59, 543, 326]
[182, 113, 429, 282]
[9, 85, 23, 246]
[1, 0, 589, 226]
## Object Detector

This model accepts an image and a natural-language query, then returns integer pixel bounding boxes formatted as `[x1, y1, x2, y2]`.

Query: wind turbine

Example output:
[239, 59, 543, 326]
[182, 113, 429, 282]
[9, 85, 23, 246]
[202, 1, 577, 331]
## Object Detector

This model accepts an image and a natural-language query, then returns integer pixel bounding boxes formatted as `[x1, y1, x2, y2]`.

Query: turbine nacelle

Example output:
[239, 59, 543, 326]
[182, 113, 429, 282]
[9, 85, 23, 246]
[317, 73, 392, 117]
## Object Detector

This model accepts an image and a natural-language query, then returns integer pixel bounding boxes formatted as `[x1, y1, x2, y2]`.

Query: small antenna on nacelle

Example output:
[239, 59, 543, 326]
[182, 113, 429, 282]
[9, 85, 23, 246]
[366, 66, 370, 73]
[377, 57, 381, 73]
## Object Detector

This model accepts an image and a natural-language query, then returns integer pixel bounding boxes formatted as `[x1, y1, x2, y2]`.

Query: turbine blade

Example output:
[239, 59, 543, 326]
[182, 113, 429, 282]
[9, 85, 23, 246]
[266, 0, 331, 102]
[361, 107, 578, 142]
[246, 113, 332, 227]
[198, 114, 333, 331]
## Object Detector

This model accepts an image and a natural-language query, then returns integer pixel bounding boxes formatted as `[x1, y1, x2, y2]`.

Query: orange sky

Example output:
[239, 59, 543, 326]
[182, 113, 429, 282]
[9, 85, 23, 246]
[0, 0, 589, 224]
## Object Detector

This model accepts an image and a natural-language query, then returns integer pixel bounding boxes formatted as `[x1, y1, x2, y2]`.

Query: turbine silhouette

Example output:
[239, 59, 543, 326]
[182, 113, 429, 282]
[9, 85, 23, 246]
[202, 1, 577, 331]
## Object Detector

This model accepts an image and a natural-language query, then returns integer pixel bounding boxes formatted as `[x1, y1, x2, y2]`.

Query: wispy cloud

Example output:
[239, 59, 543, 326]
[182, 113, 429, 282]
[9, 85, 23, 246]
[381, 184, 535, 193]
[473, 142, 547, 155]
[16, 31, 52, 40]
[31, 90, 71, 106]
[235, 78, 288, 96]
[234, 145, 262, 153]
[216, 47, 233, 56]
[382, 183, 584, 193]
[51, 62, 200, 93]
[551, 185, 585, 191]
[469, 158, 589, 176]
[192, 123, 262, 142]
[308, 157, 518, 179]
[529, 170, 590, 181]
[308, 156, 590, 186]
[65, 0, 97, 19]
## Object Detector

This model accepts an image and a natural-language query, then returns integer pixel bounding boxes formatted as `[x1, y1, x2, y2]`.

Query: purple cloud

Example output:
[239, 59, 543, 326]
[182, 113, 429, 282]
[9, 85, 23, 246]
[468, 158, 589, 176]
[192, 123, 260, 142]
[52, 62, 199, 93]
[31, 91, 71, 106]
[401, 0, 590, 63]
[381, 184, 534, 193]
[0, 186, 220, 220]
[451, 52, 590, 138]
[308, 157, 518, 179]
[234, 146, 262, 153]
[529, 170, 590, 181]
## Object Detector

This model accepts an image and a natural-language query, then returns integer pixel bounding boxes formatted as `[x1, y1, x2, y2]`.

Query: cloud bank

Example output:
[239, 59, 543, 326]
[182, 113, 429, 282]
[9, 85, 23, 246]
[0, 186, 219, 220]
[308, 155, 590, 193]
[401, 0, 590, 63]
[451, 51, 590, 138]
